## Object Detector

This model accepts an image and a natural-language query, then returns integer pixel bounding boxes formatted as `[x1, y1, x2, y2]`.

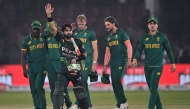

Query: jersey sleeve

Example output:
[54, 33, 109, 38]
[90, 30, 97, 41]
[133, 36, 145, 59]
[54, 31, 63, 42]
[163, 35, 175, 64]
[21, 39, 28, 51]
[106, 37, 110, 48]
[122, 31, 130, 43]
[78, 40, 86, 53]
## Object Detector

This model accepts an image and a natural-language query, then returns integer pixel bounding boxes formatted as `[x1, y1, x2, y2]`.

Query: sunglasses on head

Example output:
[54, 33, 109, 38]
[32, 23, 41, 27]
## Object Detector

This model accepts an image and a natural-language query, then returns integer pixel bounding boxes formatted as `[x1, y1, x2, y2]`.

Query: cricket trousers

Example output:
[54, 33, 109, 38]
[144, 66, 163, 109]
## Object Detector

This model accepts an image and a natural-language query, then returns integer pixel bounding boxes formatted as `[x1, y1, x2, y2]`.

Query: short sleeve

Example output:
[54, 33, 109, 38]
[90, 31, 97, 41]
[21, 40, 28, 51]
[122, 31, 130, 42]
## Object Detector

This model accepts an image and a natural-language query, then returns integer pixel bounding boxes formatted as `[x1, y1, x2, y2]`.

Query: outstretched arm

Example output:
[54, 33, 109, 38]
[45, 3, 57, 36]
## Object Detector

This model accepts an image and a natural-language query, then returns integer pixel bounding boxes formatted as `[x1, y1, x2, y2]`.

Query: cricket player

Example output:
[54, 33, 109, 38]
[102, 16, 133, 109]
[132, 17, 176, 109]
[45, 3, 90, 109]
[21, 20, 47, 109]
[73, 14, 98, 109]
[44, 21, 73, 109]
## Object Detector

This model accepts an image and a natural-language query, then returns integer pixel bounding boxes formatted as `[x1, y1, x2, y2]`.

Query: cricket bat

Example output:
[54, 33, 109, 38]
[71, 37, 81, 56]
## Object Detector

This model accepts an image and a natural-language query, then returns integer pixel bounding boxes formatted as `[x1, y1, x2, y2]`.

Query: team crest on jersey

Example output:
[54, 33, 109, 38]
[108, 38, 110, 41]
[40, 38, 43, 41]
[75, 33, 77, 36]
[157, 37, 160, 41]
[157, 72, 161, 75]
[28, 41, 31, 44]
[145, 38, 149, 41]
[48, 38, 50, 41]
[115, 35, 118, 39]
[84, 33, 87, 36]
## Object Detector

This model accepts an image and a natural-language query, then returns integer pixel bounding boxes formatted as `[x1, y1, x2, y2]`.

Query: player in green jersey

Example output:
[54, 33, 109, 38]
[132, 17, 176, 109]
[102, 16, 133, 109]
[72, 14, 98, 109]
[45, 3, 90, 109]
[21, 20, 47, 109]
[44, 21, 73, 109]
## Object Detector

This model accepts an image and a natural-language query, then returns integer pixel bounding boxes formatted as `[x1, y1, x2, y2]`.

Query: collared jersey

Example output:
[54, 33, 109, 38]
[106, 28, 130, 60]
[134, 31, 175, 67]
[46, 33, 60, 60]
[21, 34, 47, 63]
[55, 32, 86, 65]
[73, 27, 97, 60]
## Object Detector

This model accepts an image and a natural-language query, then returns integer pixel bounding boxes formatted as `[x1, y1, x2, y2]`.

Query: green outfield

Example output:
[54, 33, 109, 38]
[0, 90, 189, 109]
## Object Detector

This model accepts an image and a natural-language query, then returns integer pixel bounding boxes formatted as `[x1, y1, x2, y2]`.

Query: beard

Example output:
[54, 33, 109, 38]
[65, 34, 72, 39]
[107, 28, 113, 33]
[32, 32, 40, 37]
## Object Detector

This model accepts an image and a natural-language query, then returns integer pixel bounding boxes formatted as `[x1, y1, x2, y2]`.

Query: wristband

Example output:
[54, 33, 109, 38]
[47, 17, 53, 22]
[93, 61, 97, 64]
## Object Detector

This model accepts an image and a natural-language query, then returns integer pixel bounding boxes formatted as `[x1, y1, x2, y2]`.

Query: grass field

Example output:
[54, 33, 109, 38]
[0, 90, 190, 109]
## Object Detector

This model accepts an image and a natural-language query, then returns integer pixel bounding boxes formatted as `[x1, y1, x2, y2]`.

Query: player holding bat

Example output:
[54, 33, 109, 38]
[45, 3, 90, 109]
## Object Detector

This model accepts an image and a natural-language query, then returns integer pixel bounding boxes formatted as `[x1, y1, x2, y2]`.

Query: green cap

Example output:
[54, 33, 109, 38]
[101, 74, 110, 84]
[31, 20, 42, 29]
[88, 71, 98, 82]
[44, 21, 57, 32]
[148, 17, 158, 23]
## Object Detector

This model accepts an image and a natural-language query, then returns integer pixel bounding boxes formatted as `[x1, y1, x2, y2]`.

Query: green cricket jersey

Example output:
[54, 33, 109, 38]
[21, 33, 47, 63]
[106, 28, 130, 60]
[46, 33, 60, 60]
[73, 27, 97, 60]
[133, 31, 175, 67]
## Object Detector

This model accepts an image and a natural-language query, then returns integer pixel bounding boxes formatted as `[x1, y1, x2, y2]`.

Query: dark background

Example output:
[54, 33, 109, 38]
[0, 0, 189, 65]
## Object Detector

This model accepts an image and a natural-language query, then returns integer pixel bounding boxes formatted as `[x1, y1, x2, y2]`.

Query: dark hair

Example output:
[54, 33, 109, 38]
[61, 24, 72, 32]
[104, 16, 118, 26]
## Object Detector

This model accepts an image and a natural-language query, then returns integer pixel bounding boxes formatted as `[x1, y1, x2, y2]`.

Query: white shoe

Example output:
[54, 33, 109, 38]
[73, 104, 79, 109]
[115, 108, 120, 109]
[120, 102, 129, 109]
[67, 106, 74, 109]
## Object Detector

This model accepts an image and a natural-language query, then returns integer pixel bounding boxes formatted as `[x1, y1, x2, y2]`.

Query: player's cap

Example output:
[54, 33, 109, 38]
[44, 21, 57, 32]
[148, 17, 158, 23]
[101, 74, 110, 84]
[31, 20, 42, 29]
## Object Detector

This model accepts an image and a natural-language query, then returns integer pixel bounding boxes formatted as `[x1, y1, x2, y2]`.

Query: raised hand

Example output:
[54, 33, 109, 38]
[45, 3, 54, 15]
